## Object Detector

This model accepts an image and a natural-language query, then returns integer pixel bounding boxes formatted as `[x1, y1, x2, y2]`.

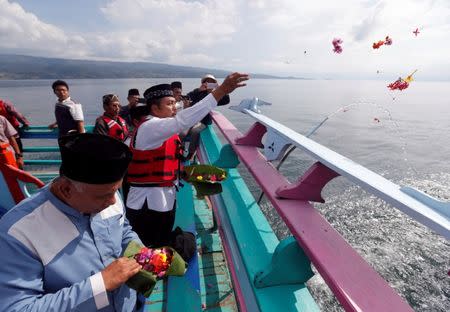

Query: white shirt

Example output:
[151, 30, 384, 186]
[0, 115, 18, 142]
[58, 97, 84, 121]
[126, 93, 218, 212]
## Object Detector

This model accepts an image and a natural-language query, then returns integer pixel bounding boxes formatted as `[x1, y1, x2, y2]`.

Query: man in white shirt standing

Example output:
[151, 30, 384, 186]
[48, 80, 85, 137]
[126, 72, 249, 249]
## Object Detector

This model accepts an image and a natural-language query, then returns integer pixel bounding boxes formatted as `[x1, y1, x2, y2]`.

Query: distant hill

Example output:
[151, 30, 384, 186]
[0, 54, 287, 80]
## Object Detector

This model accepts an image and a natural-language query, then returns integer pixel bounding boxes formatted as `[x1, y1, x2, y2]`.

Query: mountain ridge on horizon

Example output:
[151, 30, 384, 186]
[0, 54, 302, 80]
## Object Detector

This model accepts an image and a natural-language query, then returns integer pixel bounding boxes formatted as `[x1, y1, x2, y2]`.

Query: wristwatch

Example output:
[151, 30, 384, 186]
[15, 153, 23, 158]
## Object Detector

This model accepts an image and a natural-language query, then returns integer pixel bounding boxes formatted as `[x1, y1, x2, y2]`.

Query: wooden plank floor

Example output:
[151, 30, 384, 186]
[195, 196, 237, 312]
[144, 192, 238, 312]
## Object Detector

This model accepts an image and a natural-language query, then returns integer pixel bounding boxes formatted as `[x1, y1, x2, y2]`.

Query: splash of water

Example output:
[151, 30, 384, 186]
[307, 100, 419, 176]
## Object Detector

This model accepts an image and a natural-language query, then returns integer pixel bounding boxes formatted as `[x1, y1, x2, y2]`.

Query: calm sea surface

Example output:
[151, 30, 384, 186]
[1, 78, 449, 311]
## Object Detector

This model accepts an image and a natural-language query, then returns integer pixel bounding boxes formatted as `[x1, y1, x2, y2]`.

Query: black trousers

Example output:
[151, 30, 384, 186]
[126, 200, 176, 247]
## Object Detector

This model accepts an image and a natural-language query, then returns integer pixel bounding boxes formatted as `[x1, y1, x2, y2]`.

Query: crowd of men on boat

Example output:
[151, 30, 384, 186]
[0, 72, 249, 311]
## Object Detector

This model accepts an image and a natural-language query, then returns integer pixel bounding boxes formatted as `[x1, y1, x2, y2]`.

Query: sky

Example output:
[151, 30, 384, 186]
[1, 0, 449, 80]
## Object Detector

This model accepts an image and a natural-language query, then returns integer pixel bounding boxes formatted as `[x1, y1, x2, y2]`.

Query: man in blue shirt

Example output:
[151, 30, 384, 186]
[0, 133, 142, 311]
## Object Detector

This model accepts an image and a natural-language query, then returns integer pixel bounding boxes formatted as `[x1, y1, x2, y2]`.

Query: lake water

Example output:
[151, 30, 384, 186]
[1, 78, 449, 311]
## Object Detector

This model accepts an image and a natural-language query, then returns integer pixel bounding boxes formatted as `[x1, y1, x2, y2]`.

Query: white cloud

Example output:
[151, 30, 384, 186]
[97, 0, 239, 64]
[236, 0, 450, 79]
[0, 0, 449, 79]
[0, 0, 88, 57]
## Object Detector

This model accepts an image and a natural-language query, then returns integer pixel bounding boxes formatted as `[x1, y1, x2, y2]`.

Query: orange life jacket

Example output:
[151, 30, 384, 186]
[0, 142, 18, 168]
[101, 115, 128, 141]
[0, 100, 20, 129]
[127, 126, 182, 187]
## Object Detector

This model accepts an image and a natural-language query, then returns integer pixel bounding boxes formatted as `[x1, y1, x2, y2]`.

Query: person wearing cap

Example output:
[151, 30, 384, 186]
[124, 103, 150, 147]
[126, 72, 249, 249]
[94, 94, 129, 142]
[0, 133, 142, 312]
[171, 81, 190, 112]
[120, 88, 141, 127]
[182, 74, 231, 159]
[48, 80, 85, 137]
[187, 74, 231, 118]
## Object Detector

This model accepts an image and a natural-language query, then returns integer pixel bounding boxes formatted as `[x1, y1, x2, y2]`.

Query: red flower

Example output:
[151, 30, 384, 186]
[332, 38, 343, 54]
[384, 36, 393, 45]
[134, 247, 173, 277]
[387, 78, 409, 91]
[372, 40, 384, 49]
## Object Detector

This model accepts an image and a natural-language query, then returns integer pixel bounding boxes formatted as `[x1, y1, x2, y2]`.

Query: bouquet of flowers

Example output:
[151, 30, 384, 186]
[183, 164, 227, 198]
[124, 241, 187, 297]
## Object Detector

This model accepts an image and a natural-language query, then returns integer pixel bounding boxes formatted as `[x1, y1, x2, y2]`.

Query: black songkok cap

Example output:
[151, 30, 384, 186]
[143, 84, 173, 102]
[59, 133, 132, 184]
[128, 88, 140, 97]
[130, 103, 149, 121]
[171, 81, 182, 89]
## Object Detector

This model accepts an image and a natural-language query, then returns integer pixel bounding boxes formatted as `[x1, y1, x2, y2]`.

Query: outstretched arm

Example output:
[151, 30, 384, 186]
[6, 102, 30, 127]
[137, 72, 249, 149]
[48, 121, 58, 129]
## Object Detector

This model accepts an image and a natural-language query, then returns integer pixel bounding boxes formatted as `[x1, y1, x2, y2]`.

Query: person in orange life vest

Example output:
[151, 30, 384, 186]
[0, 115, 23, 169]
[122, 103, 150, 204]
[0, 98, 30, 153]
[123, 104, 149, 147]
[126, 72, 249, 248]
[94, 94, 129, 142]
[48, 80, 85, 137]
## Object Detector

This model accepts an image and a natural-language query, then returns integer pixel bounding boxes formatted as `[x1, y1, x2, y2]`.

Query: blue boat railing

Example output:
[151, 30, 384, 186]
[20, 126, 95, 166]
[12, 107, 448, 312]
[230, 97, 450, 239]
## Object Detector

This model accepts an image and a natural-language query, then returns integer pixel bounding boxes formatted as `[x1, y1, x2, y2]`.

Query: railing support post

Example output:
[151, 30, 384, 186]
[254, 236, 314, 288]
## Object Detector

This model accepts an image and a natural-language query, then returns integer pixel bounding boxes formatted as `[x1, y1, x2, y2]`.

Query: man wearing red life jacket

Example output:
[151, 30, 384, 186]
[0, 115, 23, 169]
[126, 72, 249, 249]
[0, 99, 30, 130]
[0, 99, 30, 152]
[94, 94, 129, 142]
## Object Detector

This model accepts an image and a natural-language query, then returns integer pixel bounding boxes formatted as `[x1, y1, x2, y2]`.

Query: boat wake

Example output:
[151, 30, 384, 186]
[255, 172, 450, 312]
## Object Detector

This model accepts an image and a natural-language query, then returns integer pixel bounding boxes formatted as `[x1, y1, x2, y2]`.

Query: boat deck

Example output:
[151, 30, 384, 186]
[15, 168, 237, 311]
[144, 187, 237, 312]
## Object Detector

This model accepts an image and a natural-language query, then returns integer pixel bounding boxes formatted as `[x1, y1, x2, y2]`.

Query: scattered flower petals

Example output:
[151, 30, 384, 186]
[373, 36, 392, 49]
[387, 70, 417, 91]
[332, 38, 343, 54]
[373, 40, 385, 49]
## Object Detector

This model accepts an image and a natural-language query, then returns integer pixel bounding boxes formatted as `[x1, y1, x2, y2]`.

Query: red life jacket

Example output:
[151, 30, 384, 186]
[127, 125, 182, 187]
[0, 142, 18, 168]
[0, 100, 20, 129]
[101, 115, 128, 141]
